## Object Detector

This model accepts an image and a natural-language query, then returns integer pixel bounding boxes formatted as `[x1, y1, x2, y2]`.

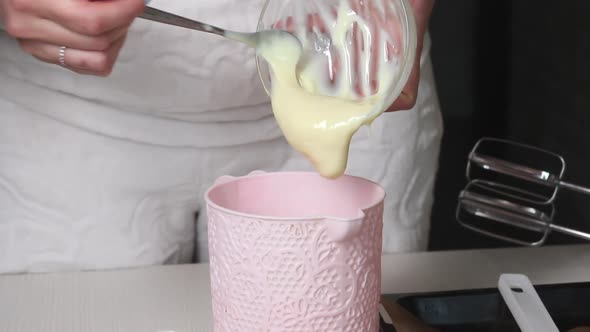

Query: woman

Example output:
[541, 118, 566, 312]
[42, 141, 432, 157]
[0, 0, 441, 273]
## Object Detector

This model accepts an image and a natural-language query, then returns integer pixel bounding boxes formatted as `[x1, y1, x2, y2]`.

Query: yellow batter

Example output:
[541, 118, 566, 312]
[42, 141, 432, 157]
[257, 1, 400, 179]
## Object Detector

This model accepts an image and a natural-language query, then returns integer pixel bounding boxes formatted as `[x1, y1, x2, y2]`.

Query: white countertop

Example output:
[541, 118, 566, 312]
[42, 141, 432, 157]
[1, 244, 589, 332]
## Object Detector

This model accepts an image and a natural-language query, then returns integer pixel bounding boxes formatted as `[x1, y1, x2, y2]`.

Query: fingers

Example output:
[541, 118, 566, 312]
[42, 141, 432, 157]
[18, 0, 145, 36]
[8, 14, 128, 51]
[63, 0, 144, 36]
[410, 0, 435, 34]
[386, 59, 420, 112]
[2, 0, 142, 76]
[19, 35, 127, 76]
[386, 0, 435, 112]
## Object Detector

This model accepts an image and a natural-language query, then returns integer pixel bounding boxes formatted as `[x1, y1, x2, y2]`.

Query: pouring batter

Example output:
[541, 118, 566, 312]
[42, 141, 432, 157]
[257, 0, 404, 178]
[0, 0, 440, 272]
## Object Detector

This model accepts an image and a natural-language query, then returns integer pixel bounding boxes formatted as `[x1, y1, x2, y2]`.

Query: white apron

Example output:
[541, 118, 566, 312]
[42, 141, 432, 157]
[0, 0, 442, 273]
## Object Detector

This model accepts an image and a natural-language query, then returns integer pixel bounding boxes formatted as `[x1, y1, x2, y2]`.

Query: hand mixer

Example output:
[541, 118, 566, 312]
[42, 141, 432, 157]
[456, 137, 590, 246]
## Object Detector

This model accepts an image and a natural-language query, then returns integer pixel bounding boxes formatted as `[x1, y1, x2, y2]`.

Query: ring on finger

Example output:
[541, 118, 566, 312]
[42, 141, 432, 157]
[58, 46, 67, 67]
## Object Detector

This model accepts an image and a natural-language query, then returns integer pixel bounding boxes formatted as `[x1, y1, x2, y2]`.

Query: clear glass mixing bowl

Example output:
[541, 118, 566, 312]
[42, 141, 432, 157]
[256, 0, 417, 110]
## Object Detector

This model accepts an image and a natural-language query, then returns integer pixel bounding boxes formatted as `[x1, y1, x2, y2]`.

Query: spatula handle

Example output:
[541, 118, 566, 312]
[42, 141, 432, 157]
[498, 274, 559, 332]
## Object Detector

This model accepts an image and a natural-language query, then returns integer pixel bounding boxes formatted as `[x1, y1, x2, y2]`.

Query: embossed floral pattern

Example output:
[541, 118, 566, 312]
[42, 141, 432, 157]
[207, 202, 383, 332]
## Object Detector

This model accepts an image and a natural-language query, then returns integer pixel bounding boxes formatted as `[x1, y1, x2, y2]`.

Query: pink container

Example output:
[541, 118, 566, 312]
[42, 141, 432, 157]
[205, 171, 385, 332]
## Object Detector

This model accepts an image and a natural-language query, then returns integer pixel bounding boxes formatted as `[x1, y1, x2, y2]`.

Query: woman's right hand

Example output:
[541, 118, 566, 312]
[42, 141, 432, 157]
[0, 0, 145, 76]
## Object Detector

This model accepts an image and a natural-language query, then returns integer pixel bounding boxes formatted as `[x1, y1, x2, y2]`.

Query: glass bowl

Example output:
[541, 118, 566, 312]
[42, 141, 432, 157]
[256, 0, 417, 110]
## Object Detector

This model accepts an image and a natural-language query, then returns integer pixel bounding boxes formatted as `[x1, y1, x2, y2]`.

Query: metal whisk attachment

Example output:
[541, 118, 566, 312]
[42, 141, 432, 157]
[456, 137, 590, 246]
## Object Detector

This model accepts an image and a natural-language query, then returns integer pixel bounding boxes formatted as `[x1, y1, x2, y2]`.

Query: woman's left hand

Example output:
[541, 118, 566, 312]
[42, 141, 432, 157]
[386, 0, 435, 112]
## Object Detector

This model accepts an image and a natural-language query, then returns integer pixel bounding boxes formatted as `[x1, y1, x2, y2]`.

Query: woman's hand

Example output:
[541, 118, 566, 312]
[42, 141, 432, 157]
[387, 0, 434, 112]
[273, 0, 435, 112]
[0, 0, 145, 76]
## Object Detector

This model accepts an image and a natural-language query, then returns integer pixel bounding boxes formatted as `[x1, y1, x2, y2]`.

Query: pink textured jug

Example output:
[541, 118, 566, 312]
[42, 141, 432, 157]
[205, 171, 385, 332]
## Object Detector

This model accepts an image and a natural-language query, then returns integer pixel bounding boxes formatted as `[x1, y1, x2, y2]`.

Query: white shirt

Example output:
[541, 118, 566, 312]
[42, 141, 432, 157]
[0, 0, 443, 273]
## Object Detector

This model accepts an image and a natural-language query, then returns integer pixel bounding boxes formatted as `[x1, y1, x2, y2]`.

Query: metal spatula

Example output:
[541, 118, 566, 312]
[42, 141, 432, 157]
[138, 6, 301, 48]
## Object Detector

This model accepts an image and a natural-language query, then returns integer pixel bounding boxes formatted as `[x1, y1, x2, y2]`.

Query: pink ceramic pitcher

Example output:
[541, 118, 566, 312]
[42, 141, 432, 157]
[205, 171, 385, 332]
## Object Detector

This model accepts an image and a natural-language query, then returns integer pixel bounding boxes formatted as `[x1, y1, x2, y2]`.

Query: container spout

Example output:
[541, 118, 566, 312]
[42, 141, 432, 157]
[323, 211, 365, 242]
